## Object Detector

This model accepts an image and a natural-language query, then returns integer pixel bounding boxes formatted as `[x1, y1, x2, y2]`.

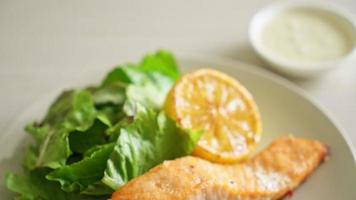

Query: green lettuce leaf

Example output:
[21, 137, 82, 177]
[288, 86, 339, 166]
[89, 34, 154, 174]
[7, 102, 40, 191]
[25, 125, 70, 170]
[25, 90, 98, 170]
[69, 115, 111, 154]
[80, 182, 114, 196]
[90, 84, 126, 107]
[102, 104, 202, 190]
[138, 50, 179, 80]
[6, 169, 107, 200]
[89, 84, 127, 125]
[46, 144, 115, 193]
[125, 72, 176, 109]
[102, 49, 180, 86]
[43, 90, 96, 131]
[101, 50, 180, 109]
[6, 169, 67, 200]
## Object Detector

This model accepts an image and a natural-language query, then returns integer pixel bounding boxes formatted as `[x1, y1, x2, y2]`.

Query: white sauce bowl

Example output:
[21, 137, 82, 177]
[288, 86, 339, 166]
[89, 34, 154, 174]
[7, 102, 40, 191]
[249, 1, 356, 78]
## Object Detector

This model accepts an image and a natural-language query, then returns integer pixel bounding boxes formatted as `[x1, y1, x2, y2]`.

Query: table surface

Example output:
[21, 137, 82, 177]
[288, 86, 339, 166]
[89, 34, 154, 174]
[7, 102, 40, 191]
[0, 0, 355, 151]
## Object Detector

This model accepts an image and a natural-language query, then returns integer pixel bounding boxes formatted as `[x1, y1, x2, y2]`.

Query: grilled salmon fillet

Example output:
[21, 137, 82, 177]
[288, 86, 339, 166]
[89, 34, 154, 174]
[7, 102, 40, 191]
[112, 136, 328, 200]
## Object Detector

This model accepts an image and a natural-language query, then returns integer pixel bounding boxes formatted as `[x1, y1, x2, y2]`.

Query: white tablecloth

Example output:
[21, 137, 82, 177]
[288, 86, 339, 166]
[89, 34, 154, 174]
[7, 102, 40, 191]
[0, 0, 355, 150]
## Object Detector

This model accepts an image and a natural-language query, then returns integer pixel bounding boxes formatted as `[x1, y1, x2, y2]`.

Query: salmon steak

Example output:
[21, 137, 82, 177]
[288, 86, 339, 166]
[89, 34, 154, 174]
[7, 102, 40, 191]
[112, 136, 328, 200]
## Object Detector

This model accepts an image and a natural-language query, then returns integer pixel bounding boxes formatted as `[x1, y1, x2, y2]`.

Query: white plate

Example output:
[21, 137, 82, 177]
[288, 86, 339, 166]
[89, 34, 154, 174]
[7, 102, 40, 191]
[1, 56, 355, 199]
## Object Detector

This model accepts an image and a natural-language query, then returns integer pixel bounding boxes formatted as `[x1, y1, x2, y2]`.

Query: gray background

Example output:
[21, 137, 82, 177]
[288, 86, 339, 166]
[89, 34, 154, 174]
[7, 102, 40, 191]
[0, 0, 355, 150]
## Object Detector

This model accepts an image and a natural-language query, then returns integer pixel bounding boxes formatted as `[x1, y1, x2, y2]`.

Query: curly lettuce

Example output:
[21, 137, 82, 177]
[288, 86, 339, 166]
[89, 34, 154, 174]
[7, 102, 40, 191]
[6, 50, 201, 199]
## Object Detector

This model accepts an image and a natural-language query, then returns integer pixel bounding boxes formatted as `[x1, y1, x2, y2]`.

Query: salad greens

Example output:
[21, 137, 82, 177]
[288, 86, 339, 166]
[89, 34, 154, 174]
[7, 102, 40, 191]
[6, 50, 202, 199]
[102, 104, 202, 190]
[25, 90, 98, 170]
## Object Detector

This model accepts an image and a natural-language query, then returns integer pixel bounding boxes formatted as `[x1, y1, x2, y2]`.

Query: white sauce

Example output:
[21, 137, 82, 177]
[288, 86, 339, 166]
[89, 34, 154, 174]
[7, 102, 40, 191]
[262, 8, 354, 64]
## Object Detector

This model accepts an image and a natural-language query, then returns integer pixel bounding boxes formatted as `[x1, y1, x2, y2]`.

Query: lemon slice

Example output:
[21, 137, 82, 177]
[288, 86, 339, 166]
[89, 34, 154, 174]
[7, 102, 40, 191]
[165, 69, 262, 163]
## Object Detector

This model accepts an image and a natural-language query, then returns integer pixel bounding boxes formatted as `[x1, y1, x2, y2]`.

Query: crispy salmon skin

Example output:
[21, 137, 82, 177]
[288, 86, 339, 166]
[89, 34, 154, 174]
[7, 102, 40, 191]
[112, 136, 328, 200]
